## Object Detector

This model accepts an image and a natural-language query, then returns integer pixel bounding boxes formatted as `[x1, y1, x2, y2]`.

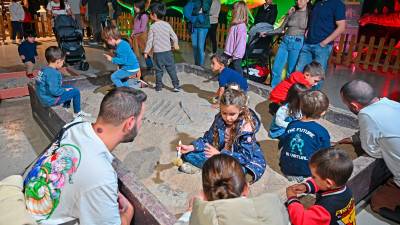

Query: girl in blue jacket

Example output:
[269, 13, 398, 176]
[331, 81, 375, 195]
[179, 86, 266, 182]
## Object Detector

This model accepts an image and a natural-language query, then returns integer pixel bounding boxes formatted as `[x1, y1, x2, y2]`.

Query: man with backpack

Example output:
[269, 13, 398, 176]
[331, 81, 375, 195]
[24, 87, 146, 225]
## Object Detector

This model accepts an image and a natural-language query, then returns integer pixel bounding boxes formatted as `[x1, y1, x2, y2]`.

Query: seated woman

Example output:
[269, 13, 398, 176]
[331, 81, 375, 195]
[176, 154, 289, 225]
[178, 87, 266, 183]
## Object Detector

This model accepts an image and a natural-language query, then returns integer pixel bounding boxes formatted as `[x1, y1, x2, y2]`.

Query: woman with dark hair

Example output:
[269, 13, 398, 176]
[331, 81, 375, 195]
[176, 154, 289, 225]
[131, 0, 153, 70]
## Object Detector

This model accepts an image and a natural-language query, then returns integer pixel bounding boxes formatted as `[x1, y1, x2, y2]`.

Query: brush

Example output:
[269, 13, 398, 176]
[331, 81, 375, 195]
[172, 140, 183, 167]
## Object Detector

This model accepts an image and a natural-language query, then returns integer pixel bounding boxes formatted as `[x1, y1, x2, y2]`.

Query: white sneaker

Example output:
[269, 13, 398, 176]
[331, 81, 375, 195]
[73, 111, 91, 118]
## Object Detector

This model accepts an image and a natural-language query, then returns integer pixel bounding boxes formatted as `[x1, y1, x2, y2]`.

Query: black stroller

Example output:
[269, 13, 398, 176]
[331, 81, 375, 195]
[54, 15, 89, 71]
[244, 27, 282, 82]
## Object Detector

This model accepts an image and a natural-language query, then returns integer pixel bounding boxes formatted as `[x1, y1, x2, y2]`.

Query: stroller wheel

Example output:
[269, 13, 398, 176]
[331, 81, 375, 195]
[80, 61, 89, 71]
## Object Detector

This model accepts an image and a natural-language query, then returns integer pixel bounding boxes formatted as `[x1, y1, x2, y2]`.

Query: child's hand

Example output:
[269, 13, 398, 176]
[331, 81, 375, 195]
[205, 143, 219, 158]
[286, 186, 298, 198]
[290, 183, 307, 194]
[20, 55, 25, 60]
[144, 53, 148, 59]
[103, 54, 112, 61]
[179, 144, 195, 154]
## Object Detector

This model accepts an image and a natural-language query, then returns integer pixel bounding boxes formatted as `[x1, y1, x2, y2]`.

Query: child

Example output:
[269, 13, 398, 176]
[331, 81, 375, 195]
[144, 2, 180, 92]
[103, 25, 141, 88]
[279, 90, 330, 182]
[179, 87, 266, 182]
[36, 46, 90, 118]
[18, 30, 38, 79]
[269, 61, 324, 115]
[10, 0, 25, 44]
[269, 83, 308, 139]
[286, 148, 356, 225]
[224, 1, 247, 76]
[131, 0, 153, 70]
[179, 154, 289, 225]
[210, 54, 248, 102]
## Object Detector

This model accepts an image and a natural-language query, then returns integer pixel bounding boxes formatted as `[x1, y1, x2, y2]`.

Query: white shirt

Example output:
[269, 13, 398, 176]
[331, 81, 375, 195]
[358, 98, 400, 187]
[9, 2, 25, 21]
[68, 0, 81, 15]
[26, 121, 121, 225]
[47, 1, 71, 16]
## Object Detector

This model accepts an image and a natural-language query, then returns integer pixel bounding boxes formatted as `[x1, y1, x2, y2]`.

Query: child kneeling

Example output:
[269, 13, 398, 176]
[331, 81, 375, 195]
[179, 87, 266, 182]
[285, 148, 356, 225]
[103, 26, 141, 88]
[36, 46, 90, 118]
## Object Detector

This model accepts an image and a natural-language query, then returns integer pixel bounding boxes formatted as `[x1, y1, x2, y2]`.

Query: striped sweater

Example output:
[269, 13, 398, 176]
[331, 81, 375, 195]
[145, 20, 179, 53]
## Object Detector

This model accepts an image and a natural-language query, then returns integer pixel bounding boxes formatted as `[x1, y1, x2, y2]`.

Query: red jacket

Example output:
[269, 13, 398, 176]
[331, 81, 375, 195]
[269, 72, 311, 104]
[286, 179, 356, 225]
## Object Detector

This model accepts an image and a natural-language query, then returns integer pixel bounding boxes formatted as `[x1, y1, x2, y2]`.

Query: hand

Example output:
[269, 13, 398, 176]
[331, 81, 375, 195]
[319, 41, 328, 47]
[104, 54, 112, 61]
[286, 186, 298, 198]
[65, 88, 73, 91]
[20, 55, 25, 60]
[118, 192, 134, 225]
[143, 53, 148, 59]
[205, 143, 219, 158]
[288, 7, 296, 15]
[173, 43, 180, 50]
[290, 183, 307, 194]
[179, 144, 195, 154]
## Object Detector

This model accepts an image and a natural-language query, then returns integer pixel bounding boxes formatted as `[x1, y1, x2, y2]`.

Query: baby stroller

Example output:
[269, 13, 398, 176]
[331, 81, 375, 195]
[244, 27, 282, 82]
[54, 15, 89, 71]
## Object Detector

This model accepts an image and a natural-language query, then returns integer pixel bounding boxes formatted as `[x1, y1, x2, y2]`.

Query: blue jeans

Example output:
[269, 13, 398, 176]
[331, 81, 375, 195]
[55, 85, 81, 113]
[271, 35, 304, 88]
[182, 151, 208, 168]
[111, 69, 138, 88]
[295, 43, 333, 72]
[11, 21, 23, 40]
[191, 28, 209, 66]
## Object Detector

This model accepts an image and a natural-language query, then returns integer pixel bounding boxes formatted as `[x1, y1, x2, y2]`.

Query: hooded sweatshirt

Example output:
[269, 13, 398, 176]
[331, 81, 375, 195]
[269, 71, 312, 104]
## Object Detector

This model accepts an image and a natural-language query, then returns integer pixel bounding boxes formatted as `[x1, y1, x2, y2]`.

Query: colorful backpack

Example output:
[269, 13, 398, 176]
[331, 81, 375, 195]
[23, 122, 83, 222]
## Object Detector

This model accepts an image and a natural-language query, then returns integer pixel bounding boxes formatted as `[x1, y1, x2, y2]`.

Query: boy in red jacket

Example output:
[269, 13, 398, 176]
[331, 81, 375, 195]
[269, 61, 325, 115]
[285, 148, 356, 225]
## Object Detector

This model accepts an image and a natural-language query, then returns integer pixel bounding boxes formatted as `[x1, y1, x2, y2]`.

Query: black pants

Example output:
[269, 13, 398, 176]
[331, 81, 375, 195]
[11, 21, 23, 40]
[153, 51, 180, 89]
[230, 58, 243, 76]
[207, 23, 218, 54]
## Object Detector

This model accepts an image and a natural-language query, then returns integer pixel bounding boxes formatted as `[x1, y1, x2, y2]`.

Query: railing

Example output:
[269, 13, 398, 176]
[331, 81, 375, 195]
[331, 33, 400, 74]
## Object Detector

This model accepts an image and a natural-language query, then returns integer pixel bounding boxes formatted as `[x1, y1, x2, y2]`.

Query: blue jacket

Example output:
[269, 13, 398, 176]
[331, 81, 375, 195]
[35, 67, 64, 107]
[112, 39, 140, 71]
[192, 109, 266, 181]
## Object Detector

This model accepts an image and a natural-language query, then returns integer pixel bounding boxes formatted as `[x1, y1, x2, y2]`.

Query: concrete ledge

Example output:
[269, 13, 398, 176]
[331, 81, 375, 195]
[28, 63, 389, 223]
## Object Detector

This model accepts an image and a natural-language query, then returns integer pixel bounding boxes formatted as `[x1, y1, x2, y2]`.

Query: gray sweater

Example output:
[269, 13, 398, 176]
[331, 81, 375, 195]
[274, 10, 308, 37]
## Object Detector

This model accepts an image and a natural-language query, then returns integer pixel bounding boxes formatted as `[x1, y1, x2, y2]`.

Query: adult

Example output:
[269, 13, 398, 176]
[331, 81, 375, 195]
[69, 0, 82, 29]
[177, 154, 288, 225]
[267, 0, 310, 88]
[207, 0, 221, 56]
[82, 0, 114, 45]
[47, 0, 72, 18]
[340, 80, 400, 222]
[295, 0, 346, 74]
[191, 0, 212, 66]
[248, 0, 278, 42]
[24, 87, 146, 224]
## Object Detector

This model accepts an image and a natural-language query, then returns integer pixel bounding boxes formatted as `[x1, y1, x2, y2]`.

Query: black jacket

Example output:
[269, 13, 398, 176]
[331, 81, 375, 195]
[254, 4, 278, 25]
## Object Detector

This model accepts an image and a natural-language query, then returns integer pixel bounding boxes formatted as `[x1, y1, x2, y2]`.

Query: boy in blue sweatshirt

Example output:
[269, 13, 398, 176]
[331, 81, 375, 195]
[102, 26, 141, 88]
[36, 46, 90, 118]
[18, 30, 38, 78]
[279, 90, 331, 182]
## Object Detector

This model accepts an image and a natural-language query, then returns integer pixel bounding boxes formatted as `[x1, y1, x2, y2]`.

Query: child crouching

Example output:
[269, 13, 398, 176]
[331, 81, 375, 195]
[178, 87, 266, 183]
[285, 148, 356, 225]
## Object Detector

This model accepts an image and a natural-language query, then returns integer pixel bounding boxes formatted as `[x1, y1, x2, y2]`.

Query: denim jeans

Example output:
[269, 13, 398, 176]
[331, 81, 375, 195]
[191, 28, 209, 66]
[153, 51, 180, 89]
[182, 151, 208, 168]
[55, 85, 81, 113]
[111, 69, 138, 88]
[271, 35, 304, 88]
[295, 43, 333, 73]
[11, 21, 23, 40]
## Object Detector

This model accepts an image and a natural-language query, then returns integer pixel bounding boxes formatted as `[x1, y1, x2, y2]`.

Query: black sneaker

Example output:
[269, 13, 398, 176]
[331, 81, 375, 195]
[155, 86, 162, 92]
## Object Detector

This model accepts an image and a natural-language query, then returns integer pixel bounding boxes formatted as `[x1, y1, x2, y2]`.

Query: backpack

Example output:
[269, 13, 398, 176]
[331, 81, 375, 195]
[23, 122, 84, 222]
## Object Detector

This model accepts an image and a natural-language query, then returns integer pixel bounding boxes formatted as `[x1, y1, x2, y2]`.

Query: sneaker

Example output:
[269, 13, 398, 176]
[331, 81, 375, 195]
[73, 111, 92, 118]
[155, 86, 162, 92]
[178, 162, 200, 174]
[173, 87, 181, 92]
